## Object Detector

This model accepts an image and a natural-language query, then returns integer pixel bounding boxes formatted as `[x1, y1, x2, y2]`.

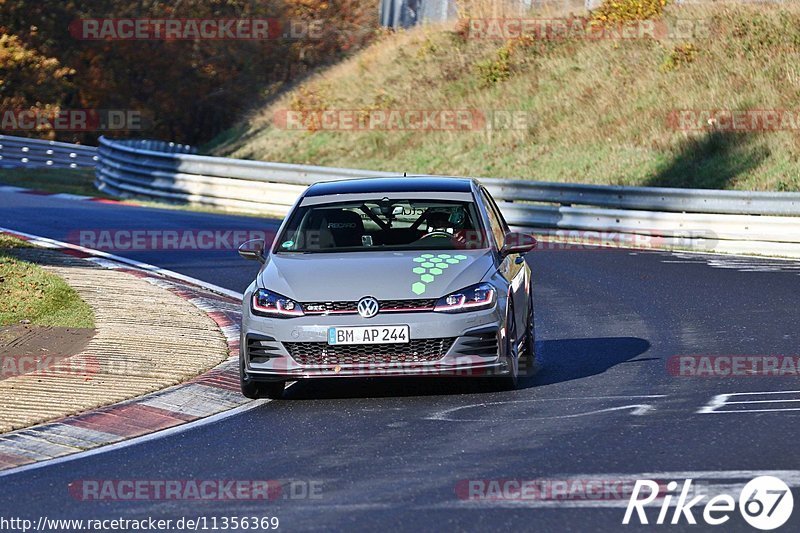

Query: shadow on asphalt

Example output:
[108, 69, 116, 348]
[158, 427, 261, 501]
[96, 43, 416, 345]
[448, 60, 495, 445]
[530, 336, 651, 386]
[281, 336, 651, 400]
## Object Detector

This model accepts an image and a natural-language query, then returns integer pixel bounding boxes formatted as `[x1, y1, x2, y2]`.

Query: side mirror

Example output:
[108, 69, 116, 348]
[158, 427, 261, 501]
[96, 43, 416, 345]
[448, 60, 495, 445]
[501, 232, 537, 257]
[239, 239, 266, 263]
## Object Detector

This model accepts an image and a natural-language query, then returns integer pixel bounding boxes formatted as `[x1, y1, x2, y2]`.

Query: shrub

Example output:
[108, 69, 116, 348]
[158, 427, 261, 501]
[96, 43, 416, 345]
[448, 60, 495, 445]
[476, 41, 519, 87]
[476, 46, 511, 86]
[661, 43, 699, 71]
[592, 0, 669, 24]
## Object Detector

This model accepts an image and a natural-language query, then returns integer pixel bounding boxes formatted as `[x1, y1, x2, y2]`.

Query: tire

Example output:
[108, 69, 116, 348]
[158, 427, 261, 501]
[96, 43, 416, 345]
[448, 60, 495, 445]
[519, 290, 536, 378]
[492, 302, 519, 391]
[239, 356, 285, 400]
[260, 381, 286, 400]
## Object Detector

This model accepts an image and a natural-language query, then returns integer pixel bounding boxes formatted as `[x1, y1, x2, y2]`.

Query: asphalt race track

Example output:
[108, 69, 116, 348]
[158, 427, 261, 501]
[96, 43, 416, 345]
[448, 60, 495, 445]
[2, 192, 799, 532]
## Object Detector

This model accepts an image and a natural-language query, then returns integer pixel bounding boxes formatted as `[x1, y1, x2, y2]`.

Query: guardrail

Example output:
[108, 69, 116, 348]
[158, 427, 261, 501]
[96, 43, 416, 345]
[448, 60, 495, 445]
[0, 135, 98, 169]
[84, 136, 800, 258]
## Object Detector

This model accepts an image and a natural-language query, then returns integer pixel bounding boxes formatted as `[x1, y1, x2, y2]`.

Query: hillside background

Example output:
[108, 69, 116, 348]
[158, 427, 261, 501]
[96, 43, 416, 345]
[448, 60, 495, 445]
[2, 0, 799, 190]
[209, 1, 800, 191]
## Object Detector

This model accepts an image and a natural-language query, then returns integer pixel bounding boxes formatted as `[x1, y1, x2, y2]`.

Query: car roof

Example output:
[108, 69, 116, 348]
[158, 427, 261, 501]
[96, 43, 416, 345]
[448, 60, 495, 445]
[304, 176, 476, 197]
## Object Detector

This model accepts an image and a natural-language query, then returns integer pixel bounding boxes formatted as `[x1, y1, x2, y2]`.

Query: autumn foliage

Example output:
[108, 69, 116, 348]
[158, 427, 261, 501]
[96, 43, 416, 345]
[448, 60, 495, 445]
[0, 0, 378, 144]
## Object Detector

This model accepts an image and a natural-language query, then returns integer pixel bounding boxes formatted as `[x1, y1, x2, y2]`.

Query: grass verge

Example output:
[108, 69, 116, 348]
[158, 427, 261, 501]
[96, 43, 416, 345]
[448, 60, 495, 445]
[0, 234, 94, 328]
[0, 168, 108, 197]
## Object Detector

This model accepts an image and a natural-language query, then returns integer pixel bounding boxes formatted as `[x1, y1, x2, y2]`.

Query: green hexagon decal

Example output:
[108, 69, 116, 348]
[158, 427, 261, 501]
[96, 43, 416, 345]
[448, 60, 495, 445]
[410, 253, 469, 295]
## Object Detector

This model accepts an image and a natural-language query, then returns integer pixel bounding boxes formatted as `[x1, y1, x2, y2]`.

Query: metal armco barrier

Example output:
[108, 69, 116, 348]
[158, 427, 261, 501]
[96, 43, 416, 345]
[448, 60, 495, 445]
[0, 135, 98, 169]
[17, 135, 800, 258]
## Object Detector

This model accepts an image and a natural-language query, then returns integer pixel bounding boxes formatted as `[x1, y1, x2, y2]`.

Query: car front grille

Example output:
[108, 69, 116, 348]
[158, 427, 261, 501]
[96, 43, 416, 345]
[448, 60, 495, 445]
[302, 299, 436, 315]
[284, 338, 456, 366]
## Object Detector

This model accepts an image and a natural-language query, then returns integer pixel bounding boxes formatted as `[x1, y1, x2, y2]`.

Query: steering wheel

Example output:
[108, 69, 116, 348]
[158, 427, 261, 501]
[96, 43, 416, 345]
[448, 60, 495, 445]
[419, 231, 453, 240]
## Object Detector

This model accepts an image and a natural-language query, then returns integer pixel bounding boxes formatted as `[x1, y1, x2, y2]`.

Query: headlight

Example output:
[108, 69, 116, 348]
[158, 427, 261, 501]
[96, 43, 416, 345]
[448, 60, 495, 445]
[251, 289, 304, 318]
[434, 283, 496, 313]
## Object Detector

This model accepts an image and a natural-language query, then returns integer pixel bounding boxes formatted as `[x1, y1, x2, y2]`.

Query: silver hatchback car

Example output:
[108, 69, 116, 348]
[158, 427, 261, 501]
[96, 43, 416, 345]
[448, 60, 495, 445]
[238, 177, 537, 399]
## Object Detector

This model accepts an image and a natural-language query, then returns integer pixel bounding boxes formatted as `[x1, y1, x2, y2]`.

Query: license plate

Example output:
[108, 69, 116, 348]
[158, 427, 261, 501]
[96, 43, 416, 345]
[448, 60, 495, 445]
[328, 325, 410, 345]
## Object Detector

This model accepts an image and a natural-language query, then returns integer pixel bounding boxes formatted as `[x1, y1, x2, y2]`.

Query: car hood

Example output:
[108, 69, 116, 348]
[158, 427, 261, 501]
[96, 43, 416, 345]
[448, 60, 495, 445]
[257, 250, 495, 301]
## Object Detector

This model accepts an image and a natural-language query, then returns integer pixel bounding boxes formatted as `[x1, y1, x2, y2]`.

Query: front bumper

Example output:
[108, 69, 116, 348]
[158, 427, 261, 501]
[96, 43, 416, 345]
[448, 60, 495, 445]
[241, 305, 507, 380]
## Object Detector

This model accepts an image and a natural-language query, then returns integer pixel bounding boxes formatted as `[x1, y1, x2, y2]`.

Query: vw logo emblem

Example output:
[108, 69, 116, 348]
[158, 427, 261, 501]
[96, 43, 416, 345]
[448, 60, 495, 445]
[357, 297, 380, 318]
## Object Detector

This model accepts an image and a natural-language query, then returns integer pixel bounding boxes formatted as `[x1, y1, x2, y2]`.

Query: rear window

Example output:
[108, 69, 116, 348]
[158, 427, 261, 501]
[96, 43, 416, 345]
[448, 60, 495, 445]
[275, 199, 488, 253]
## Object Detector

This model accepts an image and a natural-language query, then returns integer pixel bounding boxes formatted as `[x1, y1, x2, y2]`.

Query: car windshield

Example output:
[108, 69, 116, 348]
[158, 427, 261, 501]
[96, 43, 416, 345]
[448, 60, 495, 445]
[275, 199, 489, 253]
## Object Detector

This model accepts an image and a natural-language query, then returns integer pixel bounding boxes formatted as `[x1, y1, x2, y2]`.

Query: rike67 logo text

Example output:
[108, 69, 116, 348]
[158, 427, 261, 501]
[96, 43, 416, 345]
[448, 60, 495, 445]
[624, 476, 793, 530]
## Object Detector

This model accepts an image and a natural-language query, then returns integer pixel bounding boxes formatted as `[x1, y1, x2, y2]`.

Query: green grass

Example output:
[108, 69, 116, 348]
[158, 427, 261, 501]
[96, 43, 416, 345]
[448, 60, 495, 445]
[0, 235, 94, 328]
[0, 168, 109, 197]
[206, 3, 800, 192]
[0, 234, 31, 249]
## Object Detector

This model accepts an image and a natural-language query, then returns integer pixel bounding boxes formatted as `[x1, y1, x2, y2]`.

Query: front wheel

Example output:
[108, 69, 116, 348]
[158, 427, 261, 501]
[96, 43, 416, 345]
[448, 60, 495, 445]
[240, 356, 285, 400]
[491, 302, 519, 391]
[259, 381, 286, 400]
[520, 291, 536, 378]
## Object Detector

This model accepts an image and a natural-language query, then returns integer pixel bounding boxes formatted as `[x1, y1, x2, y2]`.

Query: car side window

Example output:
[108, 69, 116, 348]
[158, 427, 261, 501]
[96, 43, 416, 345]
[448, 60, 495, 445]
[481, 189, 506, 249]
[485, 189, 510, 233]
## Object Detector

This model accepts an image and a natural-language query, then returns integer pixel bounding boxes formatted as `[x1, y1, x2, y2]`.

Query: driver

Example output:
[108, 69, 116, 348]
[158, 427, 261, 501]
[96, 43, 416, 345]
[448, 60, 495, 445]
[424, 208, 476, 249]
[426, 211, 455, 235]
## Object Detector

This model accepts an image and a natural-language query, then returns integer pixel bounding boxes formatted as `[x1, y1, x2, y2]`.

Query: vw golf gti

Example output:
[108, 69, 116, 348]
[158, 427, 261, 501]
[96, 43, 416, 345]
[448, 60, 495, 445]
[238, 177, 537, 398]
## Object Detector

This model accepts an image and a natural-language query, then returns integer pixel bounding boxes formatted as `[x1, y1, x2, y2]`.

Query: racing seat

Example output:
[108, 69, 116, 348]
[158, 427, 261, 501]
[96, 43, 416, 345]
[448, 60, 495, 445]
[322, 209, 364, 248]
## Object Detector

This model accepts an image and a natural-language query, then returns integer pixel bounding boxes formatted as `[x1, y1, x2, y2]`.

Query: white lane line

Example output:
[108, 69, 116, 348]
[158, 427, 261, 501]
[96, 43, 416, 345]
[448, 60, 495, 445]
[427, 395, 667, 422]
[0, 400, 268, 478]
[710, 408, 800, 413]
[698, 390, 800, 414]
[0, 226, 244, 300]
[49, 193, 92, 200]
[725, 399, 800, 404]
